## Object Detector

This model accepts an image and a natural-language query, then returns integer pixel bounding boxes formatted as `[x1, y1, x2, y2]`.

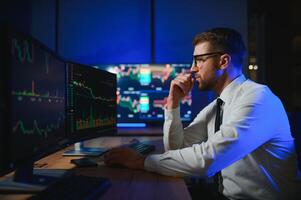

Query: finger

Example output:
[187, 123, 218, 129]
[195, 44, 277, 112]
[104, 156, 120, 164]
[188, 78, 195, 91]
[104, 151, 124, 160]
[175, 78, 187, 86]
[174, 78, 191, 92]
[104, 155, 124, 165]
[105, 159, 121, 166]
[173, 80, 186, 94]
[176, 75, 190, 83]
[105, 148, 127, 157]
[176, 75, 193, 87]
[104, 152, 120, 163]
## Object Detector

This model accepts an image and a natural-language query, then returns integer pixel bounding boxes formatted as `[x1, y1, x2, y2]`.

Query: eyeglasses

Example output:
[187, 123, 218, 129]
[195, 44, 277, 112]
[193, 51, 225, 68]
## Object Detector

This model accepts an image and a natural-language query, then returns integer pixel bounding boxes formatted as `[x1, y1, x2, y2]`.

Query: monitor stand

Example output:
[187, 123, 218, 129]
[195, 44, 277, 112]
[0, 160, 68, 193]
[62, 141, 108, 156]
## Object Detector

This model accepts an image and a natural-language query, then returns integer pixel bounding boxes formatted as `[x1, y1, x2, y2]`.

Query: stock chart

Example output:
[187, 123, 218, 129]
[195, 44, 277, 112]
[103, 64, 193, 127]
[67, 63, 116, 135]
[10, 32, 65, 159]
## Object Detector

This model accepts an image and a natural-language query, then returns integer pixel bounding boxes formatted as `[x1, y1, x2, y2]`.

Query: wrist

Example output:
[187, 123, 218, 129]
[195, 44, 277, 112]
[166, 96, 180, 109]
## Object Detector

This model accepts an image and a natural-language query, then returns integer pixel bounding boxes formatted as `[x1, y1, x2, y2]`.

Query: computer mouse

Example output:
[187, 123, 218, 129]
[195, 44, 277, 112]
[70, 158, 98, 167]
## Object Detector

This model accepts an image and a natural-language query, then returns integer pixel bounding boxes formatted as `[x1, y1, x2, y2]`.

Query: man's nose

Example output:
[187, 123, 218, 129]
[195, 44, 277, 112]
[190, 65, 198, 73]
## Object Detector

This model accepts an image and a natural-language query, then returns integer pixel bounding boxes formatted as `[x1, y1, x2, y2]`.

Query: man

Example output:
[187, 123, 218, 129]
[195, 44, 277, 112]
[104, 28, 299, 199]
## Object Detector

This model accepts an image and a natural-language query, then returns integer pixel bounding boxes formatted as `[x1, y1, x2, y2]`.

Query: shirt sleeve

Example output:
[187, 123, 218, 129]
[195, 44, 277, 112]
[144, 103, 213, 177]
[163, 105, 212, 151]
[144, 86, 284, 178]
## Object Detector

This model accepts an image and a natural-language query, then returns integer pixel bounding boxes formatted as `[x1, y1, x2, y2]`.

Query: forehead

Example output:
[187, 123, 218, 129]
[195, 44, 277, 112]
[193, 41, 213, 56]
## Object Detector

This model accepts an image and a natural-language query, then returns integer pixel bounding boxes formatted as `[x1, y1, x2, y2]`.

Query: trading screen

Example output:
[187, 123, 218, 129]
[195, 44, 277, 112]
[101, 64, 193, 127]
[9, 31, 66, 161]
[67, 63, 116, 137]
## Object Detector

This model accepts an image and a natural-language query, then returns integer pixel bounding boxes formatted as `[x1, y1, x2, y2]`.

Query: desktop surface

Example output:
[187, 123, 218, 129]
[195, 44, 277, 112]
[28, 174, 111, 200]
[0, 136, 191, 200]
[117, 127, 163, 135]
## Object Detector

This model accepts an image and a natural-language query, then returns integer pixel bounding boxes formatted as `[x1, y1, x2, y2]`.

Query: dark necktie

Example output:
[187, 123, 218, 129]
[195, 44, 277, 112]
[215, 98, 223, 132]
[214, 98, 223, 193]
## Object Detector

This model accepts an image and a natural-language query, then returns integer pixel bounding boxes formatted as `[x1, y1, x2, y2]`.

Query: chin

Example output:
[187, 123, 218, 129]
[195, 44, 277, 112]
[197, 82, 212, 91]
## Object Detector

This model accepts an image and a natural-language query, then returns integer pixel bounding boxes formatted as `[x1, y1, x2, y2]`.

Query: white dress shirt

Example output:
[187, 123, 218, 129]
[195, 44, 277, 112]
[144, 75, 299, 200]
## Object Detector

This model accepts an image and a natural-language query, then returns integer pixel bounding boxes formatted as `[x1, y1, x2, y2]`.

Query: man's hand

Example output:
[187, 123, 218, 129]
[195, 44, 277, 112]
[167, 73, 194, 109]
[104, 147, 146, 170]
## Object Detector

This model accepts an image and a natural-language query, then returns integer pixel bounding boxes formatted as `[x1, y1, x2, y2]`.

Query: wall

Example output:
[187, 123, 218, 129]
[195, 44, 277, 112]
[0, 0, 56, 50]
[155, 0, 247, 63]
[59, 0, 151, 64]
[31, 0, 56, 51]
[58, 0, 247, 65]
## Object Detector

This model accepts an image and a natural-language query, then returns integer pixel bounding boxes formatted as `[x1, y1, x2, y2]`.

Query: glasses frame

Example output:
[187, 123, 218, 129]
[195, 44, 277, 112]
[193, 51, 225, 68]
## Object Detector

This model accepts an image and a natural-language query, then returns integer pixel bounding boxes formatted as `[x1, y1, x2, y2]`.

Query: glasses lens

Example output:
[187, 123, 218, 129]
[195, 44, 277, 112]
[193, 52, 223, 67]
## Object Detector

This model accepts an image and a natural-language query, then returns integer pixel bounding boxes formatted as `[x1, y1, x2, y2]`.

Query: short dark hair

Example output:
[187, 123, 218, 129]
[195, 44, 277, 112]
[193, 27, 246, 66]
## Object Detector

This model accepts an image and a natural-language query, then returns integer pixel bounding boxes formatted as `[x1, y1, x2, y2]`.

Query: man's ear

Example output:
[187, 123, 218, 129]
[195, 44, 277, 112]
[219, 54, 231, 70]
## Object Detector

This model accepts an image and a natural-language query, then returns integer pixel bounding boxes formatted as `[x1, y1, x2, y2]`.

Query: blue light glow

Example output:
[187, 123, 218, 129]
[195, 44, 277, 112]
[117, 123, 146, 128]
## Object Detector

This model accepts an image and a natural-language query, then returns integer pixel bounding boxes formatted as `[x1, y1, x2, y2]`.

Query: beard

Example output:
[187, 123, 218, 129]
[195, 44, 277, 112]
[197, 77, 218, 91]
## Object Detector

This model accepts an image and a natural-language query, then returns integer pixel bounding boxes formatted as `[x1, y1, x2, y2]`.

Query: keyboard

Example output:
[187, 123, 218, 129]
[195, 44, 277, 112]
[129, 142, 156, 155]
[28, 174, 111, 200]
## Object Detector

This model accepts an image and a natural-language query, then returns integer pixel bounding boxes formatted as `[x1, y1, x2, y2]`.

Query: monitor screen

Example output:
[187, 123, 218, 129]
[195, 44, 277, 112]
[66, 62, 117, 142]
[100, 64, 196, 128]
[3, 27, 66, 167]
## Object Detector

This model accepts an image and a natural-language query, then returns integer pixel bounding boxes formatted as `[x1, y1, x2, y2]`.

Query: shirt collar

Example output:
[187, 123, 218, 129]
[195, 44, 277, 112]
[219, 74, 246, 104]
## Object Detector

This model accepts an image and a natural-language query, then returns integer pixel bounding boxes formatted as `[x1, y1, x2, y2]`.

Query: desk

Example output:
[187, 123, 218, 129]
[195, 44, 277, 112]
[0, 136, 191, 200]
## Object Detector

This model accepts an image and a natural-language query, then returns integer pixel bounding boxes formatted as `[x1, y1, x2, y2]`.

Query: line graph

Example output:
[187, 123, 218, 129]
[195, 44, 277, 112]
[72, 80, 115, 102]
[117, 94, 140, 113]
[151, 65, 191, 84]
[152, 94, 192, 109]
[11, 38, 34, 63]
[12, 80, 64, 101]
[13, 113, 64, 138]
[116, 66, 140, 82]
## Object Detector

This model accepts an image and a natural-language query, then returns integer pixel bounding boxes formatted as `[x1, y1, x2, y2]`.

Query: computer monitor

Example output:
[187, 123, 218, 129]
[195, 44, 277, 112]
[0, 27, 7, 176]
[99, 64, 198, 130]
[0, 26, 67, 192]
[63, 62, 117, 156]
